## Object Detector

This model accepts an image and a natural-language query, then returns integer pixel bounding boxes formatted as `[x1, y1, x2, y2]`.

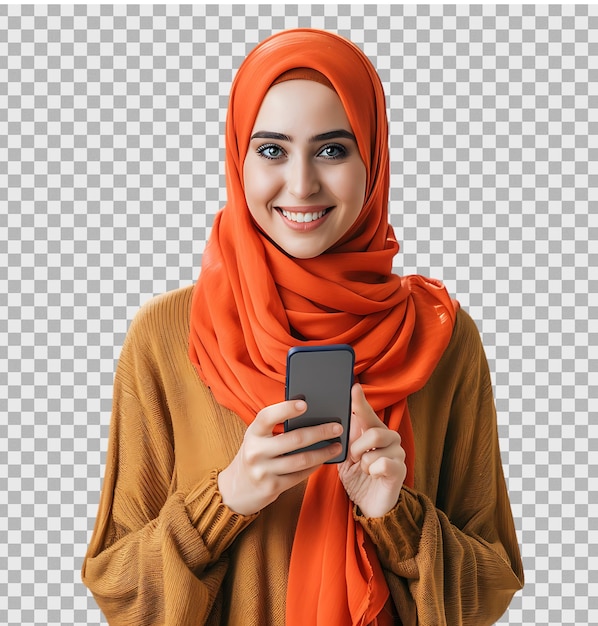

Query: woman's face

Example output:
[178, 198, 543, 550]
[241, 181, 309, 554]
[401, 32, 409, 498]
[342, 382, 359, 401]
[243, 79, 367, 259]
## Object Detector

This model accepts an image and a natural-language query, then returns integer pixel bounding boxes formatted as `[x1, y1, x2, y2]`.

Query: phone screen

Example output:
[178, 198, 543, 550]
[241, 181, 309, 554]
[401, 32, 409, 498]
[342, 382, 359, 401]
[284, 344, 354, 463]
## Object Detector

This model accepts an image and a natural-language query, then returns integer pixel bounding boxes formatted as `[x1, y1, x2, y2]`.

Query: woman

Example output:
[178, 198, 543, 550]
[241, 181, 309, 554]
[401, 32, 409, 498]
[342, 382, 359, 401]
[82, 29, 523, 625]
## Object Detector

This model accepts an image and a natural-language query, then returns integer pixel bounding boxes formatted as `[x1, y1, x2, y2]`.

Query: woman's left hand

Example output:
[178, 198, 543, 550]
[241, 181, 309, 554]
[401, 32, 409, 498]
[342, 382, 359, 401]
[338, 383, 407, 518]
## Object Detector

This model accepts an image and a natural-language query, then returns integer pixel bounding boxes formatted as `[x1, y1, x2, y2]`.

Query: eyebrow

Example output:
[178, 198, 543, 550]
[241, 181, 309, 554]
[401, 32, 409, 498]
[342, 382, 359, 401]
[250, 129, 357, 143]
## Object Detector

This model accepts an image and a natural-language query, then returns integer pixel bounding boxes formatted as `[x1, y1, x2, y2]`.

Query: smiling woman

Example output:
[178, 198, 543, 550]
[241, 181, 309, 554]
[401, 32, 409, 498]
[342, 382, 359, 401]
[243, 78, 367, 258]
[82, 28, 523, 626]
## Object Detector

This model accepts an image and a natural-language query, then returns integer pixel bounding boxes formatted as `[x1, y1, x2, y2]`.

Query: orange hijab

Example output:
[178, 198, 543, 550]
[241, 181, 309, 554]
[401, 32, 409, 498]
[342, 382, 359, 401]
[189, 29, 458, 625]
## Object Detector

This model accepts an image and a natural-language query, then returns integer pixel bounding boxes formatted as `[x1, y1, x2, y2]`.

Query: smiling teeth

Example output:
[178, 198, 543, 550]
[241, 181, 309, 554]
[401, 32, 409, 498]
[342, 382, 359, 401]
[280, 209, 328, 223]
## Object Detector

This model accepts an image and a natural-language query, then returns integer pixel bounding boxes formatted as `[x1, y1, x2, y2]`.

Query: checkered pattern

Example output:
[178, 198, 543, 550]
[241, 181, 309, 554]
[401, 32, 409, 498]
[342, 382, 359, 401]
[1, 4, 596, 625]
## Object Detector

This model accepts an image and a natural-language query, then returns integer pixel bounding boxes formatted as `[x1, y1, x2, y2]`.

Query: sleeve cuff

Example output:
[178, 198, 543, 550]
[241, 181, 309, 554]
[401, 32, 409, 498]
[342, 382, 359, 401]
[184, 469, 258, 559]
[355, 486, 424, 564]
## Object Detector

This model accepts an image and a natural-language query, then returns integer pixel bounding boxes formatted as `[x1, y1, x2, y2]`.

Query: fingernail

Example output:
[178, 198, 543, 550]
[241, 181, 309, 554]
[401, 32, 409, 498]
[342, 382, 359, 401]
[332, 423, 343, 435]
[295, 400, 306, 411]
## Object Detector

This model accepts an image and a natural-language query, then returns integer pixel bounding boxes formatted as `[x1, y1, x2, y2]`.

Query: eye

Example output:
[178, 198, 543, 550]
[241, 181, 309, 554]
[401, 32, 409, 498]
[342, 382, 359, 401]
[256, 144, 285, 160]
[318, 143, 347, 160]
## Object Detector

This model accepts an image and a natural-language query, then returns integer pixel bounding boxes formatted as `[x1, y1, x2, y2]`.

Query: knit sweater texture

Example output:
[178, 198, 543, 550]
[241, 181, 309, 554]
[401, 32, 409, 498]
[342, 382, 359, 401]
[82, 285, 523, 625]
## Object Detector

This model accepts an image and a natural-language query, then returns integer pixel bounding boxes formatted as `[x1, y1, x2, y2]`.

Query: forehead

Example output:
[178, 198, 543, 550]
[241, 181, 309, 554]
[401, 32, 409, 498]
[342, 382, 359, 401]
[251, 80, 352, 132]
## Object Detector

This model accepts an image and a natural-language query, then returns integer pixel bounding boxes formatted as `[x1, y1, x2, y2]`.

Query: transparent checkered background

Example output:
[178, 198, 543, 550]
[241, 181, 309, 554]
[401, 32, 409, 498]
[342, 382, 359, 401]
[1, 3, 596, 625]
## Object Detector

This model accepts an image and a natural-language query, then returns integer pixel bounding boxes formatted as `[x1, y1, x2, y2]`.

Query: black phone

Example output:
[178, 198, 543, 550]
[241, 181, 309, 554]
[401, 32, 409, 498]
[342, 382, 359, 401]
[284, 344, 355, 464]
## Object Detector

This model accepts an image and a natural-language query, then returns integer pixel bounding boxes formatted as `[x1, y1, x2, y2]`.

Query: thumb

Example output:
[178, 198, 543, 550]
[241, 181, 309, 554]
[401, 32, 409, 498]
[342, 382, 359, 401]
[351, 383, 385, 432]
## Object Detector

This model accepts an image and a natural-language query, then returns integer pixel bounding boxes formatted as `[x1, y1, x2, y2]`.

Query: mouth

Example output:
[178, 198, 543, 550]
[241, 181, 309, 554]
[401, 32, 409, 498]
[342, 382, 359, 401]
[276, 206, 333, 228]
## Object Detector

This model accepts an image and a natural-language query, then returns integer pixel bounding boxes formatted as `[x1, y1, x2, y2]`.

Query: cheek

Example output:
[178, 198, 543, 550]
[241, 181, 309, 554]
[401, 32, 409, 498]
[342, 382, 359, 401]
[336, 163, 367, 211]
[243, 158, 278, 208]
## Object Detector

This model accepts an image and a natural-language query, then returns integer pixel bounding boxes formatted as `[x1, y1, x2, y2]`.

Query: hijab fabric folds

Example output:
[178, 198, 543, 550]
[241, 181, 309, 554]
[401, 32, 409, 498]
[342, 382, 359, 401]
[189, 29, 458, 625]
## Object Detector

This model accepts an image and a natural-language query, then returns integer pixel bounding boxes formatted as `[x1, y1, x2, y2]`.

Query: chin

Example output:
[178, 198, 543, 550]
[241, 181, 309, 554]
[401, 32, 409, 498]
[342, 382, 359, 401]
[269, 235, 330, 260]
[282, 247, 322, 260]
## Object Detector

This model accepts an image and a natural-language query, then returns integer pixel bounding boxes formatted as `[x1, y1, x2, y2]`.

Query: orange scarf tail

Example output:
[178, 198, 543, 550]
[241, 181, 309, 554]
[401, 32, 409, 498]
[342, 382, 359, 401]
[286, 404, 414, 626]
[285, 466, 391, 626]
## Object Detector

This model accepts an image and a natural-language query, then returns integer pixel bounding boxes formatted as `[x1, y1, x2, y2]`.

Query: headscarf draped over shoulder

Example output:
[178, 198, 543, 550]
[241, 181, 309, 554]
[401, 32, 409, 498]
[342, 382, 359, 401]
[188, 29, 458, 626]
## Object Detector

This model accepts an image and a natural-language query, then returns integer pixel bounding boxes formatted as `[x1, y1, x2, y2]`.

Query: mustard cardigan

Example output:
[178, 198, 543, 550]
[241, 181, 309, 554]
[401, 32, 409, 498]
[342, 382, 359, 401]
[82, 285, 523, 625]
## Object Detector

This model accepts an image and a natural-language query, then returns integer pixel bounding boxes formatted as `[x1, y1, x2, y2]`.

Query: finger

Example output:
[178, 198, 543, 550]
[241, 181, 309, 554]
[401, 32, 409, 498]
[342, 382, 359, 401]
[351, 383, 386, 429]
[273, 421, 344, 458]
[350, 428, 401, 462]
[366, 455, 406, 483]
[250, 399, 307, 437]
[272, 440, 344, 476]
[359, 443, 405, 474]
[254, 440, 344, 501]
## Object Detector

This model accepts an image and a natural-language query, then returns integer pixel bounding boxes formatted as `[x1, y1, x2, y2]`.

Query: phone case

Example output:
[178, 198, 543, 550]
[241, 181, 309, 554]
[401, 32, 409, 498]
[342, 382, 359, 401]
[284, 344, 354, 463]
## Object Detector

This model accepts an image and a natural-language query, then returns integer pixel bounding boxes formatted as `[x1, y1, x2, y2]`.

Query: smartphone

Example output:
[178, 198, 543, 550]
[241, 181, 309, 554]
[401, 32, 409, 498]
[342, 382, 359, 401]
[284, 344, 355, 464]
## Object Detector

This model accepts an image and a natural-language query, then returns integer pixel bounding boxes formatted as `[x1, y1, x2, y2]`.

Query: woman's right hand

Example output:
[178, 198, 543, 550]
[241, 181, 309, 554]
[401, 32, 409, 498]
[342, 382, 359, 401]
[217, 400, 343, 515]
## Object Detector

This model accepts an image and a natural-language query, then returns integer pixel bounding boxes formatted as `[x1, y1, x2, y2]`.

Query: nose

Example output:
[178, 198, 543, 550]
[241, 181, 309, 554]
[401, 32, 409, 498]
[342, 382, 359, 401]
[287, 156, 320, 199]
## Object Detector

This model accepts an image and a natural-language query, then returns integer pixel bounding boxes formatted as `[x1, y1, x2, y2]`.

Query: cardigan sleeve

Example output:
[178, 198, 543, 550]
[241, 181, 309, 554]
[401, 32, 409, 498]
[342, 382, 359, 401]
[357, 311, 524, 625]
[81, 309, 257, 626]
